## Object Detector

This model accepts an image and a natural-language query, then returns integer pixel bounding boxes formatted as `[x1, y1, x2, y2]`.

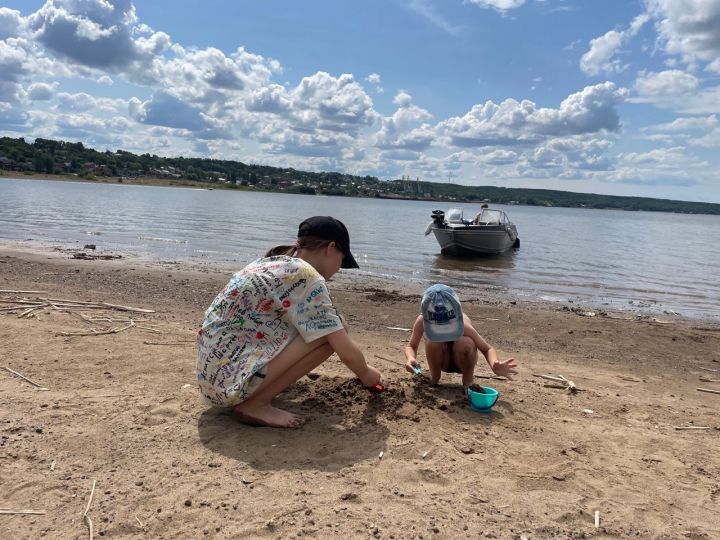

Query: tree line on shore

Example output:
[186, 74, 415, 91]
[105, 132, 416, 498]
[2, 136, 719, 215]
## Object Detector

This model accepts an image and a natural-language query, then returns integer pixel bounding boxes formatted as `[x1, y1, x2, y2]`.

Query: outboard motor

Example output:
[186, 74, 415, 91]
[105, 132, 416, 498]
[431, 210, 445, 226]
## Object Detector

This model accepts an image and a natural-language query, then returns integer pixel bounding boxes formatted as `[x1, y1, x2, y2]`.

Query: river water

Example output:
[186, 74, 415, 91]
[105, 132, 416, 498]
[1, 177, 719, 320]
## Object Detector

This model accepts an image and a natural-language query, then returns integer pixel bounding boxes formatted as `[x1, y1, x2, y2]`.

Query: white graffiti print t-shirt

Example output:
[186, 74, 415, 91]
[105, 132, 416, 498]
[197, 256, 343, 407]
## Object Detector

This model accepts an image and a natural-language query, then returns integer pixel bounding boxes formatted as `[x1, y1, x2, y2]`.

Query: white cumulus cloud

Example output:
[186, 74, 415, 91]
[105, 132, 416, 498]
[27, 82, 57, 100]
[580, 13, 650, 76]
[0, 7, 24, 40]
[466, 0, 525, 13]
[439, 82, 627, 148]
[375, 92, 435, 155]
[634, 70, 699, 97]
[647, 0, 720, 73]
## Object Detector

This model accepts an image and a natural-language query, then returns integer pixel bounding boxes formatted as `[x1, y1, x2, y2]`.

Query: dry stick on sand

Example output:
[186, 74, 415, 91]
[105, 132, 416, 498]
[38, 297, 155, 314]
[0, 306, 35, 312]
[135, 325, 162, 334]
[674, 426, 711, 430]
[618, 375, 643, 382]
[699, 377, 720, 383]
[58, 320, 136, 337]
[699, 367, 719, 373]
[19, 305, 49, 318]
[3, 366, 49, 390]
[76, 312, 149, 323]
[83, 479, 96, 540]
[0, 289, 47, 294]
[697, 387, 720, 395]
[534, 374, 578, 393]
[80, 394, 137, 399]
[143, 340, 195, 345]
[0, 299, 48, 307]
[0, 509, 46, 515]
[101, 302, 154, 313]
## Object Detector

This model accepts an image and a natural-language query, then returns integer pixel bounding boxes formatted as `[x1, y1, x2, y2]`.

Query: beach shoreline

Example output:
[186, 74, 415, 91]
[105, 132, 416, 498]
[2, 238, 709, 325]
[1, 248, 719, 538]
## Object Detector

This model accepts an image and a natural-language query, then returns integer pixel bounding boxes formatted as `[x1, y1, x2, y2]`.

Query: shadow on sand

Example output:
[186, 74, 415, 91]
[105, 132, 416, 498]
[197, 376, 391, 472]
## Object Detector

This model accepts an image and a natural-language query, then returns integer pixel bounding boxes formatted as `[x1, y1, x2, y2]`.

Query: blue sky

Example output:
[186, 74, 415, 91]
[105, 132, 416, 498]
[1, 1, 720, 203]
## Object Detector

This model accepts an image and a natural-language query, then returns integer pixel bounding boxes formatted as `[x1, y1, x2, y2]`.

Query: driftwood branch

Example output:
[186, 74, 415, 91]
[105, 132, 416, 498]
[697, 387, 720, 395]
[58, 321, 135, 337]
[6, 293, 160, 339]
[5, 296, 157, 315]
[0, 290, 47, 294]
[674, 426, 711, 430]
[534, 373, 578, 393]
[143, 340, 195, 345]
[134, 325, 162, 334]
[100, 302, 154, 313]
[0, 509, 46, 515]
[618, 375, 642, 382]
[83, 479, 96, 540]
[535, 374, 564, 382]
[3, 366, 49, 390]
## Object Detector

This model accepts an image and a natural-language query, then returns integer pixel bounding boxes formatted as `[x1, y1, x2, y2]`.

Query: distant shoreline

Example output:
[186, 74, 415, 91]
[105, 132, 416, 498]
[0, 172, 465, 204]
[3, 172, 720, 214]
[0, 171, 214, 189]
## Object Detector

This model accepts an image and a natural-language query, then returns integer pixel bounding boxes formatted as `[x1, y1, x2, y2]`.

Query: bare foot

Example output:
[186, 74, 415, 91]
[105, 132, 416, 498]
[233, 403, 307, 428]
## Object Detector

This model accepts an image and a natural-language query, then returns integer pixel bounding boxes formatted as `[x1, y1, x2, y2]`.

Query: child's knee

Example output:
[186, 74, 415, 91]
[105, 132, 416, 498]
[454, 338, 477, 365]
[318, 342, 334, 360]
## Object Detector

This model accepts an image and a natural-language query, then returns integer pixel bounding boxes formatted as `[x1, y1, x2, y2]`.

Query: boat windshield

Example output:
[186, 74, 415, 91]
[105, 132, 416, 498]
[446, 208, 464, 223]
[478, 209, 504, 224]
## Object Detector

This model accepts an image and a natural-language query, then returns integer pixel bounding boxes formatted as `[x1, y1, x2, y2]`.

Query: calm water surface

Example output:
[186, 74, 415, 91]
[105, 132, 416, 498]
[2, 177, 719, 320]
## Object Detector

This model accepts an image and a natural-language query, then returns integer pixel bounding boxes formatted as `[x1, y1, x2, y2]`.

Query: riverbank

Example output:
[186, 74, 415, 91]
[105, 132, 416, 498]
[1, 248, 719, 539]
[0, 171, 214, 189]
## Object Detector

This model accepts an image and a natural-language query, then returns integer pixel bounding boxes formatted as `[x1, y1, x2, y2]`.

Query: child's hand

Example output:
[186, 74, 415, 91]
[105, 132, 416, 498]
[405, 359, 420, 374]
[492, 358, 518, 380]
[359, 365, 382, 387]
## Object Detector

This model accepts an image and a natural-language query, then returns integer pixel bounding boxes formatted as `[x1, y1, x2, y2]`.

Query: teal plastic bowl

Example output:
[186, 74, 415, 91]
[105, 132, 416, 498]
[467, 385, 499, 413]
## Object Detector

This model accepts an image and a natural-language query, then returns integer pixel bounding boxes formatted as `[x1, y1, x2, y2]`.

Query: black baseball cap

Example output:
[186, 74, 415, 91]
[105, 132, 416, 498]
[297, 216, 359, 269]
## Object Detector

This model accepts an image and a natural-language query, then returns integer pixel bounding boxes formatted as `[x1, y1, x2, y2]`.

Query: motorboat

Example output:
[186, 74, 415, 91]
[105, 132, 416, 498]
[424, 206, 519, 255]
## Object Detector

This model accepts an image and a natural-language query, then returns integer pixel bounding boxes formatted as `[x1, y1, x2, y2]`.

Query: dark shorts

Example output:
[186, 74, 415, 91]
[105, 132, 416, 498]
[444, 341, 462, 374]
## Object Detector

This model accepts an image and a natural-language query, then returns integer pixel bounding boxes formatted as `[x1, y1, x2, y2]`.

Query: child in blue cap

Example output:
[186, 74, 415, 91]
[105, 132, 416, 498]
[404, 284, 518, 392]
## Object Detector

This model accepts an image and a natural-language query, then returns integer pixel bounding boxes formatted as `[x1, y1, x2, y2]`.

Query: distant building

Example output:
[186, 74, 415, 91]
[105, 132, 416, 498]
[0, 156, 19, 171]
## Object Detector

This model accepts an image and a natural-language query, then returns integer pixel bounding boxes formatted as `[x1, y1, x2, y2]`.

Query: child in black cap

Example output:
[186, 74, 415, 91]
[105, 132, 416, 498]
[404, 284, 517, 393]
[197, 216, 382, 428]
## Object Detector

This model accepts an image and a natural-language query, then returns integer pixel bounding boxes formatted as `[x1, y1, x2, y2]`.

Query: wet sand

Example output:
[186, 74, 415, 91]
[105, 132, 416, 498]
[1, 248, 719, 539]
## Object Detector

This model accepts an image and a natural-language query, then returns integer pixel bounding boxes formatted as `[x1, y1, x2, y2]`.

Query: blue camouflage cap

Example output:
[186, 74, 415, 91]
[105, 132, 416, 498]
[421, 284, 464, 342]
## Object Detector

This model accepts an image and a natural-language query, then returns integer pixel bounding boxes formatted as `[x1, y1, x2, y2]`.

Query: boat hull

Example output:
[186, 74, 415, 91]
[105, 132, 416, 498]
[431, 225, 518, 255]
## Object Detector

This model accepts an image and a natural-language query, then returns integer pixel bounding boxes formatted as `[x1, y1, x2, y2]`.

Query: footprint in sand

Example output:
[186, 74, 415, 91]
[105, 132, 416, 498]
[143, 399, 182, 425]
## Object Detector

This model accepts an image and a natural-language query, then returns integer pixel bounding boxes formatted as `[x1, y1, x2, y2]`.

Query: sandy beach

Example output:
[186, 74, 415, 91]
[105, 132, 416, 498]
[1, 248, 719, 539]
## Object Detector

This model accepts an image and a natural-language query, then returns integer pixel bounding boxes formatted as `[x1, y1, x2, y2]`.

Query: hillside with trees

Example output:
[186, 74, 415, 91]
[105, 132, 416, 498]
[2, 136, 719, 215]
